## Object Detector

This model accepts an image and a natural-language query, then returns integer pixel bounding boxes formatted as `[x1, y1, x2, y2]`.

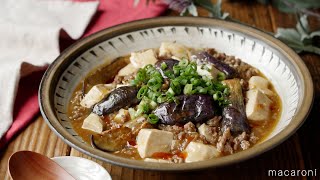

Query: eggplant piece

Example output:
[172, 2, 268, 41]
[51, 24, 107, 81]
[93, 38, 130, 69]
[196, 52, 236, 79]
[91, 126, 133, 152]
[154, 95, 215, 125]
[221, 79, 250, 135]
[92, 86, 139, 116]
[154, 59, 179, 78]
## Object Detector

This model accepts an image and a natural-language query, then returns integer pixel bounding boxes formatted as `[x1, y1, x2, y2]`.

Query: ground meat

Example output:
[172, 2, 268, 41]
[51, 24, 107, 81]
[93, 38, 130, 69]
[200, 126, 219, 145]
[217, 128, 231, 152]
[249, 132, 259, 144]
[240, 140, 250, 150]
[131, 121, 153, 135]
[158, 124, 184, 139]
[113, 72, 136, 85]
[183, 122, 197, 132]
[170, 155, 184, 163]
[206, 116, 222, 127]
[224, 142, 234, 154]
[216, 130, 257, 153]
[206, 48, 259, 90]
[68, 91, 89, 121]
[160, 123, 204, 154]
[233, 132, 249, 151]
[222, 55, 259, 83]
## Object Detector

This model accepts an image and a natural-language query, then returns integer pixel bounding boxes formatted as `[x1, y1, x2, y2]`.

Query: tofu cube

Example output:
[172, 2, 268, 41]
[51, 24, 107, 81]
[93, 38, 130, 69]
[144, 158, 172, 163]
[82, 113, 104, 133]
[184, 142, 220, 163]
[130, 49, 158, 69]
[259, 88, 274, 97]
[249, 76, 269, 90]
[114, 109, 130, 123]
[159, 42, 190, 59]
[117, 63, 138, 76]
[136, 129, 173, 158]
[246, 89, 272, 121]
[197, 64, 221, 80]
[80, 84, 113, 108]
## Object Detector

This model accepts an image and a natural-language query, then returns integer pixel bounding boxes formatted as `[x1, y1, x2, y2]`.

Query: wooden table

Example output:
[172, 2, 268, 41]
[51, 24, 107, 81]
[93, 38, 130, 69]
[1, 1, 319, 180]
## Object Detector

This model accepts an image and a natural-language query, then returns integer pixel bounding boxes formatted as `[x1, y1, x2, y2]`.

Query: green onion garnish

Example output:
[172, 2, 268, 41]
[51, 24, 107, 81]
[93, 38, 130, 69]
[148, 114, 159, 124]
[183, 84, 193, 95]
[161, 62, 167, 70]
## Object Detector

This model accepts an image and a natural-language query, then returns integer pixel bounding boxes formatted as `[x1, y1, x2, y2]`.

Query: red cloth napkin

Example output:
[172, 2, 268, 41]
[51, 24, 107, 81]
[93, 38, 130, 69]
[0, 0, 167, 150]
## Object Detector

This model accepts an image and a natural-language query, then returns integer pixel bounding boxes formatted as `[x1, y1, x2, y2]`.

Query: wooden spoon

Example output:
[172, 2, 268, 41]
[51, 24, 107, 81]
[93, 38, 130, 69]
[8, 151, 75, 180]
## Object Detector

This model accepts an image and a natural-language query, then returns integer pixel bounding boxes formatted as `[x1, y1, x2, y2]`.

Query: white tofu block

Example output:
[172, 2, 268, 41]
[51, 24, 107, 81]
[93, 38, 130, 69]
[80, 84, 113, 108]
[198, 124, 212, 140]
[144, 158, 172, 163]
[136, 129, 173, 158]
[114, 108, 130, 123]
[259, 88, 274, 96]
[130, 49, 158, 69]
[82, 113, 104, 133]
[246, 89, 272, 121]
[184, 142, 220, 163]
[197, 64, 220, 80]
[249, 76, 269, 90]
[117, 63, 138, 76]
[159, 42, 190, 59]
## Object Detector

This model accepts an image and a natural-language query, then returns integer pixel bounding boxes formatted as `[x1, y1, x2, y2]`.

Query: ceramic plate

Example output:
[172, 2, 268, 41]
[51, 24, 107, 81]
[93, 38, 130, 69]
[40, 17, 313, 171]
[51, 156, 111, 180]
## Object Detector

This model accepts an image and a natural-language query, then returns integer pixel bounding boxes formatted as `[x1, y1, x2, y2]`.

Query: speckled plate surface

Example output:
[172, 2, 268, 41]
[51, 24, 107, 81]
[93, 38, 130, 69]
[39, 17, 313, 171]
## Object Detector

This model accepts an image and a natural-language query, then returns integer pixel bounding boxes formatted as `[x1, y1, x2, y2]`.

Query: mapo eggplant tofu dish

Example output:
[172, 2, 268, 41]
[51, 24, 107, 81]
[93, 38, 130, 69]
[68, 42, 281, 163]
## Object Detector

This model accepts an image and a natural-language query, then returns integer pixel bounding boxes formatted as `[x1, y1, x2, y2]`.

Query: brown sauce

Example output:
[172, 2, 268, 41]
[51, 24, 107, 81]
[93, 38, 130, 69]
[67, 52, 282, 162]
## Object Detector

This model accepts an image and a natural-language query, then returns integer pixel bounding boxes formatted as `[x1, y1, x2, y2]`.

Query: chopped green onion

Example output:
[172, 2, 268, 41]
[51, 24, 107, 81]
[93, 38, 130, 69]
[217, 72, 226, 81]
[224, 87, 230, 95]
[170, 81, 181, 94]
[148, 114, 159, 124]
[137, 86, 148, 99]
[161, 62, 167, 70]
[167, 87, 175, 96]
[128, 108, 136, 119]
[198, 87, 208, 94]
[157, 94, 167, 103]
[178, 59, 189, 67]
[183, 84, 193, 95]
[133, 59, 229, 111]
[191, 78, 201, 86]
[173, 65, 181, 75]
[213, 92, 223, 101]
[149, 100, 158, 109]
[139, 102, 150, 114]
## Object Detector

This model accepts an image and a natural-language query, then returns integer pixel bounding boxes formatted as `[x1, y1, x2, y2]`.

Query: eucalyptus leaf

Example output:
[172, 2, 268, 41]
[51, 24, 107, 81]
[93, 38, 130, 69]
[275, 15, 320, 55]
[271, 0, 320, 13]
[310, 31, 320, 38]
[275, 28, 303, 45]
[187, 3, 198, 16]
[194, 0, 228, 19]
[296, 15, 310, 42]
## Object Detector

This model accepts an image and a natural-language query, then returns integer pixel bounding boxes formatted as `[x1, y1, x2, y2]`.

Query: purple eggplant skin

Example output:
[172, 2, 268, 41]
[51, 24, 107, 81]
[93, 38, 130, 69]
[153, 95, 215, 125]
[222, 106, 250, 135]
[92, 86, 139, 116]
[196, 52, 237, 79]
[221, 79, 250, 135]
[154, 59, 179, 78]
